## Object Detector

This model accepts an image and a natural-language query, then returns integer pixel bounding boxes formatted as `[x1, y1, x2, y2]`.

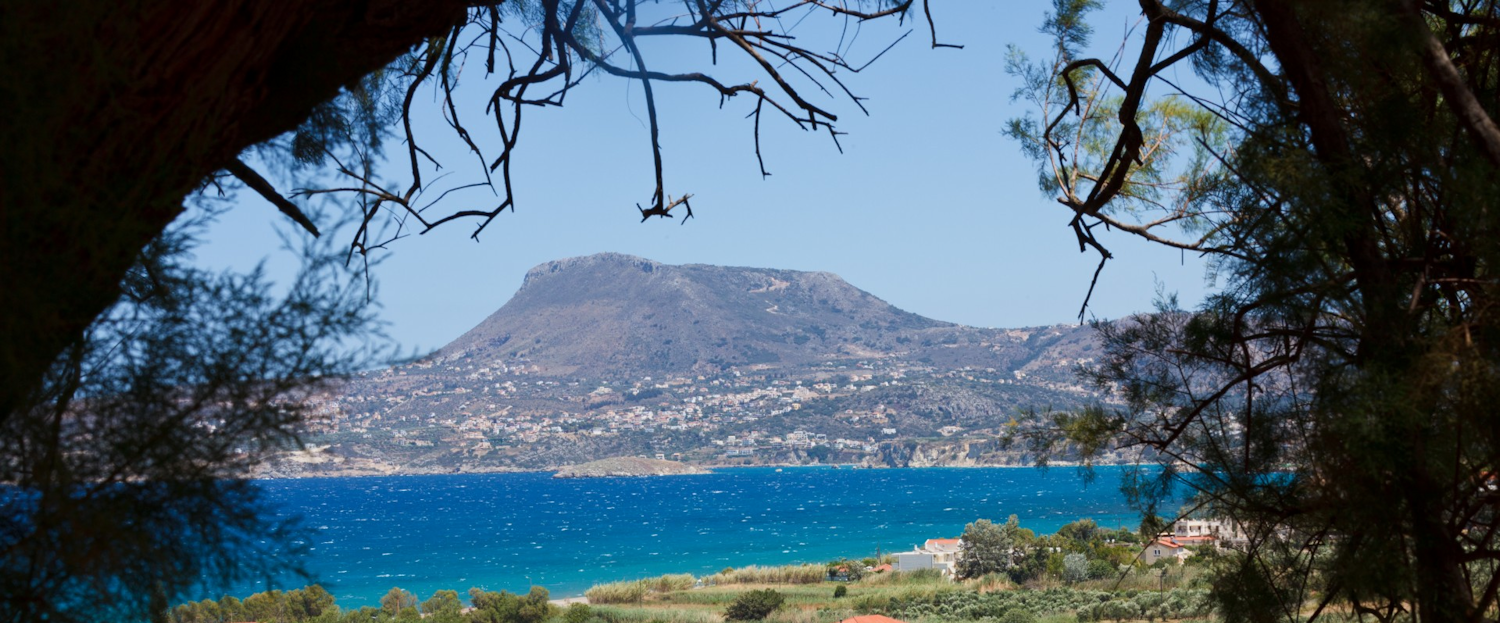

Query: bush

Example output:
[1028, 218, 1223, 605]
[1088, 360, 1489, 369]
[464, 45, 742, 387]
[564, 604, 593, 623]
[998, 610, 1036, 623]
[724, 589, 785, 621]
[1085, 559, 1116, 581]
[1062, 554, 1088, 584]
[833, 586, 847, 599]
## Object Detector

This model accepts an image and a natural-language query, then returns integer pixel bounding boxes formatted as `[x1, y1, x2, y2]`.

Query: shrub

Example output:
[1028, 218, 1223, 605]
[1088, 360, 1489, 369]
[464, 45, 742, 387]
[998, 610, 1036, 623]
[1085, 559, 1116, 581]
[564, 604, 593, 623]
[833, 586, 847, 599]
[1062, 554, 1088, 584]
[724, 589, 785, 621]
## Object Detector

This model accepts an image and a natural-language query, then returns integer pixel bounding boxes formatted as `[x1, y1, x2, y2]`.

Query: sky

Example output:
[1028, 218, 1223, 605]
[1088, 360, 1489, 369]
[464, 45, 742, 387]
[196, 1, 1214, 354]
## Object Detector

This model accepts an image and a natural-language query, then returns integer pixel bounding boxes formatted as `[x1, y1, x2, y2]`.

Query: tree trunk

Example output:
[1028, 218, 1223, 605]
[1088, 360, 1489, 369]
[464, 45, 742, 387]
[1406, 470, 1476, 622]
[0, 0, 469, 418]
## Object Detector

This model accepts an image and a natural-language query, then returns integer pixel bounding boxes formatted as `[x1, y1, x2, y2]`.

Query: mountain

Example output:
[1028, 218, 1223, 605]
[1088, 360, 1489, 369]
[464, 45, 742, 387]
[435, 253, 1092, 382]
[269, 254, 1110, 477]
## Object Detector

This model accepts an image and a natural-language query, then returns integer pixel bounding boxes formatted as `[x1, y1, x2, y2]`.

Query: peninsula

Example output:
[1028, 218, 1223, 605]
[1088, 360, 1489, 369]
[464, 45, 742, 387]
[552, 456, 710, 478]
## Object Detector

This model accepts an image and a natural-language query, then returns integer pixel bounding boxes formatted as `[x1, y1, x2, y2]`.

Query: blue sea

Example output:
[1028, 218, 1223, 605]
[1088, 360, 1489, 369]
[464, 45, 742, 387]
[210, 466, 1143, 608]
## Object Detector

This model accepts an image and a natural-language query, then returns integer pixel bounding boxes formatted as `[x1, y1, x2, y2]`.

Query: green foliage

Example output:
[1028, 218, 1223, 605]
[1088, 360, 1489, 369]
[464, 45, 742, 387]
[2, 209, 379, 623]
[469, 586, 556, 623]
[1085, 559, 1116, 581]
[381, 588, 417, 615]
[589, 605, 722, 623]
[825, 559, 864, 582]
[723, 589, 785, 621]
[1007, 0, 1500, 618]
[832, 585, 847, 599]
[997, 609, 1036, 623]
[563, 603, 594, 623]
[1062, 554, 1089, 584]
[422, 589, 463, 615]
[956, 516, 1023, 579]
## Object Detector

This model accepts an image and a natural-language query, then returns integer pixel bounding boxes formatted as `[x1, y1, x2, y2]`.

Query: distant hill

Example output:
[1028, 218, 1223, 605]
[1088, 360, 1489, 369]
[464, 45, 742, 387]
[436, 253, 1094, 383]
[272, 254, 1112, 477]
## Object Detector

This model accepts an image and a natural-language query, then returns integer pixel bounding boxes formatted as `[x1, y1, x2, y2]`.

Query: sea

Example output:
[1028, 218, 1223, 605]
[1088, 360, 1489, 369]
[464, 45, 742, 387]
[207, 465, 1146, 609]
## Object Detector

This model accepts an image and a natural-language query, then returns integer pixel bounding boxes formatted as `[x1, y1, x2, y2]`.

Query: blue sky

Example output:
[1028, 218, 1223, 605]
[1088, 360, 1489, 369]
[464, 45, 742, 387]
[197, 2, 1212, 353]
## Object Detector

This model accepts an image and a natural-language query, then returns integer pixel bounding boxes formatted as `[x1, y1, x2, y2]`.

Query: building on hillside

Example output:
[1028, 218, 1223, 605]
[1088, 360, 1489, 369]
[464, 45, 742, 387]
[893, 537, 962, 576]
[893, 550, 937, 573]
[1144, 536, 1190, 565]
[1145, 534, 1218, 565]
[1172, 518, 1249, 549]
[922, 538, 961, 574]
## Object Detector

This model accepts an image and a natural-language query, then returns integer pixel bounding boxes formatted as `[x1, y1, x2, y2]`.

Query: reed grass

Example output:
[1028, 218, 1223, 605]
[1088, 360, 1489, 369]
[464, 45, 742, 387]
[648, 574, 698, 593]
[587, 573, 702, 603]
[705, 565, 827, 585]
[586, 581, 650, 604]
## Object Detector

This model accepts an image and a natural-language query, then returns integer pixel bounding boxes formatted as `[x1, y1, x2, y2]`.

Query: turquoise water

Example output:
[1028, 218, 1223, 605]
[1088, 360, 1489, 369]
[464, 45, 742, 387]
[214, 466, 1142, 608]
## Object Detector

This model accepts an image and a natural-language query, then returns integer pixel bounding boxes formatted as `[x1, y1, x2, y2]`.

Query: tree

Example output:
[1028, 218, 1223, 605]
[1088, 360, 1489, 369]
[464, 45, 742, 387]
[561, 603, 594, 623]
[1010, 0, 1500, 620]
[288, 585, 338, 620]
[1054, 519, 1100, 550]
[0, 0, 950, 419]
[724, 589, 785, 621]
[3, 2, 947, 620]
[956, 515, 1026, 579]
[1062, 553, 1089, 584]
[380, 587, 418, 616]
[421, 589, 463, 616]
[0, 211, 375, 622]
[468, 586, 555, 623]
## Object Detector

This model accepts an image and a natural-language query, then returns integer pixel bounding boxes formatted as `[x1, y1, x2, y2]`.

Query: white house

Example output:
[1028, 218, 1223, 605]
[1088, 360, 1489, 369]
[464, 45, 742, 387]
[893, 537, 963, 576]
[1173, 518, 1249, 549]
[1144, 534, 1218, 564]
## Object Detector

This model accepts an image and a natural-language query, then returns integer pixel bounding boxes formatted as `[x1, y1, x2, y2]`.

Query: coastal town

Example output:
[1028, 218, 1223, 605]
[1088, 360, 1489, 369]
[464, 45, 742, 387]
[271, 348, 1114, 476]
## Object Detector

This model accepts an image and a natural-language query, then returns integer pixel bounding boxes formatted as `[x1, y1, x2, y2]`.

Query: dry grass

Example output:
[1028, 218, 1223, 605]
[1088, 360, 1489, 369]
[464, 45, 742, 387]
[586, 580, 650, 604]
[587, 573, 703, 603]
[705, 565, 827, 586]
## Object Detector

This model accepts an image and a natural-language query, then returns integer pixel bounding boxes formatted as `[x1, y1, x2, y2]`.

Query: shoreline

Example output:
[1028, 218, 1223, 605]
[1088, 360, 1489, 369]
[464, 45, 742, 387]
[250, 461, 1131, 482]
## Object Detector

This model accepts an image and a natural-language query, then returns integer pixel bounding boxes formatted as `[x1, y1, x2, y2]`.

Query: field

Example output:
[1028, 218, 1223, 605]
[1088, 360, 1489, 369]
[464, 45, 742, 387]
[579, 565, 1216, 623]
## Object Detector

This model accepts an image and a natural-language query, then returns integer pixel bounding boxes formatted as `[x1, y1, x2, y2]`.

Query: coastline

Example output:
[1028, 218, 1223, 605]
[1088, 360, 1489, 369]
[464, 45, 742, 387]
[252, 459, 1129, 481]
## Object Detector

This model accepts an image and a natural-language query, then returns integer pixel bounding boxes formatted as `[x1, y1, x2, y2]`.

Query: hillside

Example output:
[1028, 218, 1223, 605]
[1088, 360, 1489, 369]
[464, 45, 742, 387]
[264, 254, 1113, 477]
[442, 253, 950, 376]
